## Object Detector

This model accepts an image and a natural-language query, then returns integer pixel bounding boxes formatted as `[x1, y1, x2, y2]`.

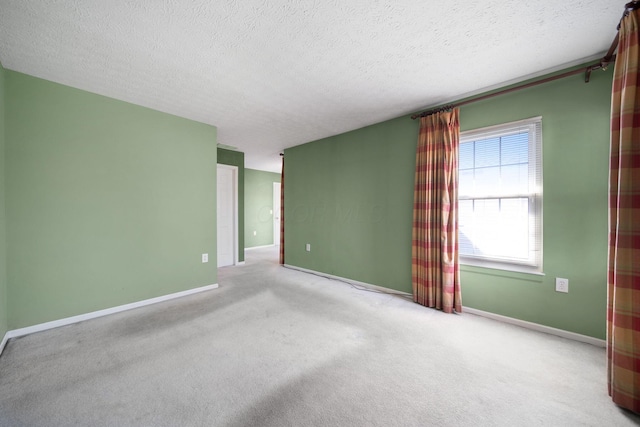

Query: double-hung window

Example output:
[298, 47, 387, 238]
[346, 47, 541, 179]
[458, 117, 542, 273]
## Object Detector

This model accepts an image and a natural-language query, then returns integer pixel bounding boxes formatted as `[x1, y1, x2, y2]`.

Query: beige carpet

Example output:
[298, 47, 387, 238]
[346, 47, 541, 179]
[0, 246, 638, 426]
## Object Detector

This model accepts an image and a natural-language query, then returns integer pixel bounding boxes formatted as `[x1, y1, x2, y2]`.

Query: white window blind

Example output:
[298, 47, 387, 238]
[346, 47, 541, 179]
[458, 117, 542, 272]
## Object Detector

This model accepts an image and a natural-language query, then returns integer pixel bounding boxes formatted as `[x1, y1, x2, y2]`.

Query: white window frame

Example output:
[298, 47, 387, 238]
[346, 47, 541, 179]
[458, 117, 543, 274]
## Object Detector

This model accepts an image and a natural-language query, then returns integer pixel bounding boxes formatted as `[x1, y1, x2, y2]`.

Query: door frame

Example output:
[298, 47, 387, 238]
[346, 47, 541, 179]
[217, 164, 239, 266]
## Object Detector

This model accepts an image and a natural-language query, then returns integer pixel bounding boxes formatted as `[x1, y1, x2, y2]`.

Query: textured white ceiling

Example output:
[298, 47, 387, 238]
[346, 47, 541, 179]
[0, 1, 622, 172]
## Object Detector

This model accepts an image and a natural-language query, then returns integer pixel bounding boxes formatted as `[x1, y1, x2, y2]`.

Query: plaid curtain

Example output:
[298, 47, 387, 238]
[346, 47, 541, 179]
[279, 157, 285, 265]
[412, 109, 462, 313]
[608, 6, 640, 413]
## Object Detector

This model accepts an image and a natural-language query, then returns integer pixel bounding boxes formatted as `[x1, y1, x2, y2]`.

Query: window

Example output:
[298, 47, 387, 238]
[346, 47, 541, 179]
[458, 117, 542, 272]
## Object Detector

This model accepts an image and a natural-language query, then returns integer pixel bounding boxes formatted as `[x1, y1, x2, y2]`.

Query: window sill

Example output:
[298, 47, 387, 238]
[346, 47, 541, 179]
[460, 262, 545, 283]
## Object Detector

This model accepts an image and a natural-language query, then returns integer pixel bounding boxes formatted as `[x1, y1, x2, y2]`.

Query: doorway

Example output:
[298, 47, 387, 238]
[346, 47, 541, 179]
[273, 182, 281, 246]
[217, 164, 238, 267]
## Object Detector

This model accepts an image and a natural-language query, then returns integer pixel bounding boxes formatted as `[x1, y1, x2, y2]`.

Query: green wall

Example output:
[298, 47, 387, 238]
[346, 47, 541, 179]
[0, 62, 7, 339]
[5, 71, 218, 329]
[285, 117, 417, 289]
[245, 168, 280, 248]
[217, 148, 245, 262]
[285, 65, 613, 339]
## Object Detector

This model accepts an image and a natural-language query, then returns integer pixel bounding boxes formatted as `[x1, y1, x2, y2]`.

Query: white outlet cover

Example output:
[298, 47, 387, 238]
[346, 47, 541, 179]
[306, 244, 311, 252]
[202, 253, 208, 263]
[555, 277, 568, 293]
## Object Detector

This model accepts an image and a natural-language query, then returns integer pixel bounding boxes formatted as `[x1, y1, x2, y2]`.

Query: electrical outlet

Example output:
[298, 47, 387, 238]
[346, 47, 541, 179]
[555, 277, 569, 293]
[202, 253, 208, 263]
[306, 243, 311, 252]
[253, 231, 257, 236]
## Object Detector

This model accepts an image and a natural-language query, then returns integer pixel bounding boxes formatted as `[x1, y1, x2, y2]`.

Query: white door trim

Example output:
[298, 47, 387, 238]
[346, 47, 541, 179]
[217, 164, 239, 266]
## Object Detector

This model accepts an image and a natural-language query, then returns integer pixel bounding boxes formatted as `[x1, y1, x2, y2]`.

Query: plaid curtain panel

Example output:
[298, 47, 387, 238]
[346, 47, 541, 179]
[608, 7, 640, 414]
[279, 157, 285, 265]
[412, 109, 462, 313]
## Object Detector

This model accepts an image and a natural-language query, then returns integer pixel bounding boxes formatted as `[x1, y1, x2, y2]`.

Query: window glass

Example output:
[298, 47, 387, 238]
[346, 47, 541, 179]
[458, 117, 542, 272]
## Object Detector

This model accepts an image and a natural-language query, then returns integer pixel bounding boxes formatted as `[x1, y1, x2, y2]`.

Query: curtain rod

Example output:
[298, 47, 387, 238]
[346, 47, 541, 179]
[588, 0, 640, 78]
[411, 1, 639, 120]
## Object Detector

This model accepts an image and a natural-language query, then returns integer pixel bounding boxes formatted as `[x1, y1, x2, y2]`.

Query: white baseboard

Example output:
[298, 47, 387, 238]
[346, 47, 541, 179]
[463, 306, 606, 347]
[0, 283, 219, 356]
[0, 333, 9, 357]
[283, 264, 412, 296]
[245, 244, 275, 251]
[283, 264, 606, 348]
